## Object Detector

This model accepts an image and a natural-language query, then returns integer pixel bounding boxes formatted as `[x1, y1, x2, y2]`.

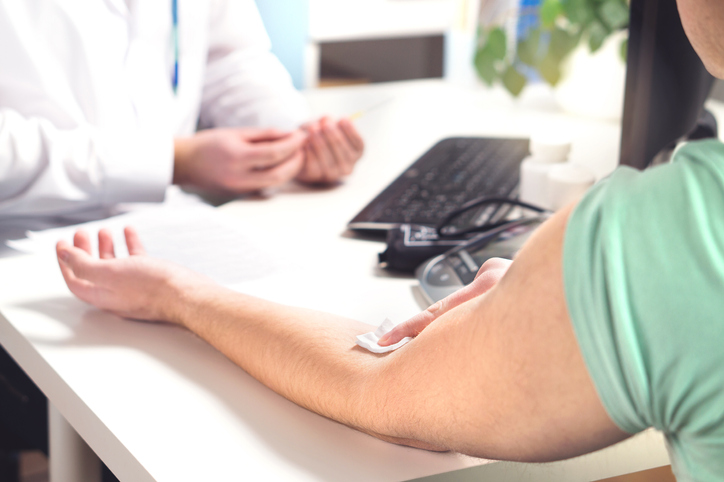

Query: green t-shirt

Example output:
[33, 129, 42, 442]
[564, 139, 724, 481]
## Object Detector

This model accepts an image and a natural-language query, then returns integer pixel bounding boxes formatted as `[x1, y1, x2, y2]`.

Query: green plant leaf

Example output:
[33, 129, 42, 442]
[549, 27, 579, 59]
[588, 20, 609, 52]
[561, 0, 593, 27]
[517, 29, 541, 66]
[486, 27, 507, 60]
[598, 0, 629, 30]
[501, 65, 527, 97]
[539, 52, 563, 85]
[540, 0, 563, 29]
[474, 48, 498, 85]
[620, 38, 628, 62]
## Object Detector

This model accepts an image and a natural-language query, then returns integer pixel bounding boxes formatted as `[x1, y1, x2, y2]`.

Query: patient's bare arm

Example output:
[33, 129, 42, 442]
[55, 204, 629, 461]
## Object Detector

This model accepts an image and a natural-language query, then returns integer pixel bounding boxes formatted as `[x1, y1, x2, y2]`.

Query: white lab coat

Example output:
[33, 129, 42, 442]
[0, 0, 310, 220]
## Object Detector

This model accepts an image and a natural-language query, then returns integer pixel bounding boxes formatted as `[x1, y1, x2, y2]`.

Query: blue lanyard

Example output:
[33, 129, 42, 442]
[171, 0, 179, 94]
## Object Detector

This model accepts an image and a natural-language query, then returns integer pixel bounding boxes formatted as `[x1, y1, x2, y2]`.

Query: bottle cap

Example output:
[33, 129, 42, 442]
[529, 132, 572, 164]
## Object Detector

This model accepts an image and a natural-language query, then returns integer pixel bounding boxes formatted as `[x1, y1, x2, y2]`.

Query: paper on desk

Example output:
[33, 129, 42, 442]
[356, 318, 412, 354]
[6, 205, 284, 285]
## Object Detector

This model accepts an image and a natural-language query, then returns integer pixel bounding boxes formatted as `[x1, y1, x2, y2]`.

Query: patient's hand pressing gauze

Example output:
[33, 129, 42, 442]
[356, 318, 412, 354]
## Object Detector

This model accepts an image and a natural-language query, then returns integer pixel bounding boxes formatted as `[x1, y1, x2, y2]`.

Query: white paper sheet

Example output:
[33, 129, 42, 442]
[7, 205, 284, 286]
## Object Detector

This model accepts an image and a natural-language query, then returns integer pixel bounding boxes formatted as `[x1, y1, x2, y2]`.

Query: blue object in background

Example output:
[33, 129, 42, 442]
[517, 0, 541, 38]
[516, 0, 542, 82]
[255, 0, 309, 90]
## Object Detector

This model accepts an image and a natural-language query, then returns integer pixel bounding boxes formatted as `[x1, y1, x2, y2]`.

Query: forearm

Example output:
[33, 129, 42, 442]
[0, 108, 172, 216]
[169, 284, 414, 442]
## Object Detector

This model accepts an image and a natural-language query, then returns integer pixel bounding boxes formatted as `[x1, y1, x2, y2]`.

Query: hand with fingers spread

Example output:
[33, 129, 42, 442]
[296, 116, 365, 185]
[56, 227, 213, 323]
[173, 127, 308, 195]
[378, 258, 513, 347]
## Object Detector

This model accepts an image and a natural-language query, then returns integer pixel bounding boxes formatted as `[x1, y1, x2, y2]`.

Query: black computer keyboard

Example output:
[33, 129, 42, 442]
[348, 137, 530, 231]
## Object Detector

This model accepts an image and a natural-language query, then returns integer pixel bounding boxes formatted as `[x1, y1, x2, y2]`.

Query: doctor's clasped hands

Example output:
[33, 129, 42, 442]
[173, 117, 364, 195]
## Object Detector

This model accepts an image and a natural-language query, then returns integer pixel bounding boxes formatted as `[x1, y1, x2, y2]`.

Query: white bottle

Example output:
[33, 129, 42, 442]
[519, 135, 572, 210]
[547, 162, 596, 211]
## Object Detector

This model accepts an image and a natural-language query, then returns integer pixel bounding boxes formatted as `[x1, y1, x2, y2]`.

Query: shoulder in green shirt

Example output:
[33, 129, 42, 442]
[564, 139, 724, 481]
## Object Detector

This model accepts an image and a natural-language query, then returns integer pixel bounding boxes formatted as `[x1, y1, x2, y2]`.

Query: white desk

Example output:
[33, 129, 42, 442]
[0, 80, 672, 481]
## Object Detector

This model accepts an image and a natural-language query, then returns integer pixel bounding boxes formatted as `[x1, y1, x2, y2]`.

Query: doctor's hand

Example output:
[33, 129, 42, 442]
[295, 117, 364, 185]
[378, 257, 513, 347]
[56, 228, 214, 324]
[173, 128, 308, 195]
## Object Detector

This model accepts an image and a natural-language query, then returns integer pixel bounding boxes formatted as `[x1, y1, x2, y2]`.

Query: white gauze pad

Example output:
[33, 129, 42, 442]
[356, 318, 412, 354]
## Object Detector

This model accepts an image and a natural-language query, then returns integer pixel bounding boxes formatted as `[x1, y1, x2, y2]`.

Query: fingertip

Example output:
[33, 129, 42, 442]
[56, 244, 70, 263]
[378, 332, 393, 346]
[306, 121, 319, 134]
[340, 120, 358, 139]
[341, 164, 353, 177]
[339, 121, 364, 151]
[73, 230, 92, 254]
[475, 257, 513, 280]
[321, 120, 335, 134]
[428, 300, 444, 314]
[55, 244, 79, 286]
[98, 228, 116, 259]
[296, 130, 310, 145]
[321, 116, 336, 131]
[124, 226, 146, 256]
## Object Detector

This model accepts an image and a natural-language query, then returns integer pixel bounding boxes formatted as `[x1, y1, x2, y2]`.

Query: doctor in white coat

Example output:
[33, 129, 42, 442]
[0, 2, 364, 479]
[0, 0, 364, 220]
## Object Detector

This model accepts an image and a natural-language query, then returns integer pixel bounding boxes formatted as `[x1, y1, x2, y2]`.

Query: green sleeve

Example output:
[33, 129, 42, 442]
[563, 139, 724, 481]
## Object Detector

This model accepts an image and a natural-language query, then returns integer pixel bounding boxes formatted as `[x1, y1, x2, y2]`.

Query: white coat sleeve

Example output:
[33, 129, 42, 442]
[0, 108, 173, 218]
[199, 0, 311, 131]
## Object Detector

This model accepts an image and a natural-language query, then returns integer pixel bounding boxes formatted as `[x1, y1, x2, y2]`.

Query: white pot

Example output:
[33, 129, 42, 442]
[554, 30, 628, 120]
